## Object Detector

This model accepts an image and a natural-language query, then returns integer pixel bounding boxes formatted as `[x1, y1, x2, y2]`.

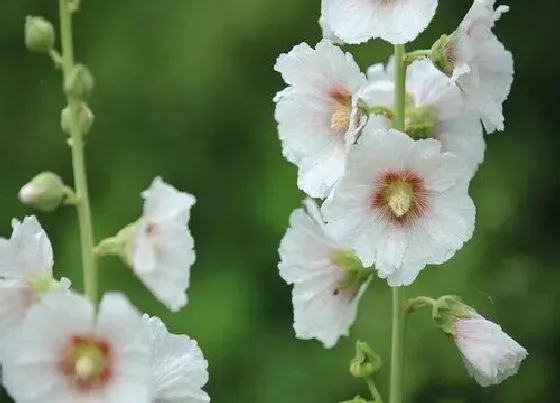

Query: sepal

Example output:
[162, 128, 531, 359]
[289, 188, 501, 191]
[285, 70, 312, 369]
[95, 222, 137, 263]
[431, 34, 454, 77]
[432, 295, 473, 335]
[331, 250, 372, 296]
[349, 340, 382, 379]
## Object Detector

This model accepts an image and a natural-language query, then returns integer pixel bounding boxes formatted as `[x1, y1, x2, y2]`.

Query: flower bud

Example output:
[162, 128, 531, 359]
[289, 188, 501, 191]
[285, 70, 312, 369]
[349, 341, 382, 379]
[61, 103, 94, 135]
[19, 172, 71, 212]
[25, 16, 55, 53]
[64, 64, 95, 100]
[432, 296, 528, 387]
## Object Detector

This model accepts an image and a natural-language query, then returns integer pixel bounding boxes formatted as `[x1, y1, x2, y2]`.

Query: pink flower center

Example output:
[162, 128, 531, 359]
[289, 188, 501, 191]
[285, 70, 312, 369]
[59, 335, 112, 392]
[371, 171, 427, 224]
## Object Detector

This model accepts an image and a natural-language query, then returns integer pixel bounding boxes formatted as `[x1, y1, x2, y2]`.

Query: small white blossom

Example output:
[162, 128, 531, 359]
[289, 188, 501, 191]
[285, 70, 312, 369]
[143, 315, 210, 403]
[274, 40, 366, 198]
[279, 199, 370, 348]
[129, 177, 196, 312]
[446, 0, 513, 132]
[454, 314, 528, 387]
[0, 216, 69, 353]
[321, 0, 438, 45]
[323, 129, 475, 286]
[1, 292, 152, 403]
[362, 59, 485, 178]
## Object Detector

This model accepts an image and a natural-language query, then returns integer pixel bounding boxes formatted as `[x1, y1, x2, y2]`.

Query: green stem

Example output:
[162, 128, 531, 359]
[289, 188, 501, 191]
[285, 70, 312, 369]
[403, 49, 431, 66]
[389, 44, 407, 403]
[59, 0, 97, 305]
[366, 378, 384, 403]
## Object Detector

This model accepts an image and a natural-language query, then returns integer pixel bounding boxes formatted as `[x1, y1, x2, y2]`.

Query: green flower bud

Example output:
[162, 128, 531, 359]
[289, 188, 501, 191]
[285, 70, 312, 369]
[19, 172, 73, 212]
[61, 103, 94, 135]
[25, 16, 55, 53]
[64, 64, 95, 100]
[431, 34, 454, 77]
[349, 340, 382, 379]
[432, 295, 474, 335]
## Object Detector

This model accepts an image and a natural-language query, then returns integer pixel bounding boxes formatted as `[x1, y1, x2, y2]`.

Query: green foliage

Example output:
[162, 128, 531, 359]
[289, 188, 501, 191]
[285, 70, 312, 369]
[0, 1, 557, 402]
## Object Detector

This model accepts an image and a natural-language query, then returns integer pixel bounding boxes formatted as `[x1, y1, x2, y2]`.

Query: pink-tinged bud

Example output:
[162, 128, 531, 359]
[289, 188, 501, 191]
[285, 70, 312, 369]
[453, 315, 528, 387]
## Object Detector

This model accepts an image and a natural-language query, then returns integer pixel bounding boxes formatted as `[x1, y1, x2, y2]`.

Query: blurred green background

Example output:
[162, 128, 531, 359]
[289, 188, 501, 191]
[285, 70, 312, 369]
[0, 0, 557, 402]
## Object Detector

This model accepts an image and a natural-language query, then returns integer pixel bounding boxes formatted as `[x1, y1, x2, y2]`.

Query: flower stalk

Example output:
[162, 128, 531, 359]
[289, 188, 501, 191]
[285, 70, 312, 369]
[389, 43, 407, 403]
[58, 0, 97, 305]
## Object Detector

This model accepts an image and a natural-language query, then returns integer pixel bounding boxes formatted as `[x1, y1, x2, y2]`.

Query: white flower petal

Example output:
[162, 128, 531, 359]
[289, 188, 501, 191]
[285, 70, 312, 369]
[143, 178, 196, 225]
[0, 216, 53, 278]
[131, 179, 196, 312]
[323, 0, 438, 44]
[454, 315, 527, 387]
[274, 40, 366, 197]
[0, 279, 34, 354]
[451, 0, 513, 133]
[279, 200, 368, 348]
[143, 316, 210, 403]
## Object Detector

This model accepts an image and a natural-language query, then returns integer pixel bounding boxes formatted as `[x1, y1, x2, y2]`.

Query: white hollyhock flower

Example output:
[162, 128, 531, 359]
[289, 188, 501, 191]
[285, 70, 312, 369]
[440, 0, 513, 132]
[129, 177, 196, 312]
[143, 315, 210, 403]
[454, 314, 528, 387]
[323, 129, 475, 286]
[0, 216, 70, 353]
[274, 40, 366, 198]
[362, 59, 485, 177]
[322, 0, 438, 45]
[278, 199, 370, 348]
[1, 292, 152, 403]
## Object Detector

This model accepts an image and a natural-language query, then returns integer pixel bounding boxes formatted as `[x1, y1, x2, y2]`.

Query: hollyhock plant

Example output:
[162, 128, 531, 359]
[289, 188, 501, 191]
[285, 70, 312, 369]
[361, 59, 485, 177]
[129, 177, 196, 312]
[274, 40, 366, 198]
[321, 0, 438, 45]
[278, 199, 371, 348]
[323, 129, 475, 286]
[143, 315, 210, 403]
[432, 0, 513, 132]
[0, 216, 70, 353]
[1, 292, 152, 403]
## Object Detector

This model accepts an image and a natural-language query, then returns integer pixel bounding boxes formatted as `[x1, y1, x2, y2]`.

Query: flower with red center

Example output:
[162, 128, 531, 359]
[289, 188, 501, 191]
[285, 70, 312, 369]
[1, 292, 152, 403]
[433, 0, 513, 132]
[274, 40, 366, 198]
[321, 0, 438, 45]
[278, 199, 371, 348]
[323, 128, 475, 286]
[0, 216, 70, 357]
